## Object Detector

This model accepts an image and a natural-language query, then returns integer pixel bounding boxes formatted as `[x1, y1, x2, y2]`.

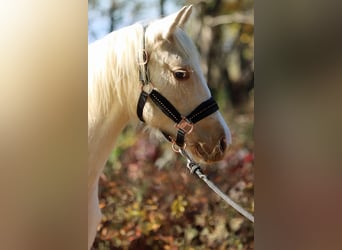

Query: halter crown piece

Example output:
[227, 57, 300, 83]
[136, 24, 219, 150]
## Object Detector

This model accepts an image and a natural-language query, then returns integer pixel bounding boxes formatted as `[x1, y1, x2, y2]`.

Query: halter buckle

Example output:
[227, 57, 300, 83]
[141, 83, 154, 94]
[175, 118, 193, 134]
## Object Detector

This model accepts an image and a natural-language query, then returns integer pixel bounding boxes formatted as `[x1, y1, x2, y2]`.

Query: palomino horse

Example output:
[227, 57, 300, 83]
[88, 5, 231, 248]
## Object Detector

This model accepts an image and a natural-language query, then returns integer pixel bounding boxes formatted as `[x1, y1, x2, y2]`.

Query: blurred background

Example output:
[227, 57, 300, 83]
[2, 1, 341, 249]
[89, 0, 254, 249]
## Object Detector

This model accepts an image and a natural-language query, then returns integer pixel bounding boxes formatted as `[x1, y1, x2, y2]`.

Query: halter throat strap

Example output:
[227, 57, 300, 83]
[136, 24, 219, 148]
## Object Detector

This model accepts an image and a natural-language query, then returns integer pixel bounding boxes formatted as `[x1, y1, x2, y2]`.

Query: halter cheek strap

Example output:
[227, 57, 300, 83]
[136, 24, 219, 149]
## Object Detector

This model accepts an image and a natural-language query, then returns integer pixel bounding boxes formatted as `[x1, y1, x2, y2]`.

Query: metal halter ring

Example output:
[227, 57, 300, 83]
[169, 136, 187, 153]
[172, 141, 186, 153]
[137, 49, 148, 65]
[175, 117, 193, 134]
[141, 83, 154, 94]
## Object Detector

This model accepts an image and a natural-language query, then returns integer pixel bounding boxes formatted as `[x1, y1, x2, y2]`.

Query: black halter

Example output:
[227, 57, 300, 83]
[136, 25, 219, 149]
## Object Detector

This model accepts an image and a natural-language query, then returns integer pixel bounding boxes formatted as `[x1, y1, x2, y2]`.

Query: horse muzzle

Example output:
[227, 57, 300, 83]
[186, 116, 231, 163]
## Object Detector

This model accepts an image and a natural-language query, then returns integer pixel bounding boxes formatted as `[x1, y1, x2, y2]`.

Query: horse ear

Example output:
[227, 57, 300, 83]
[178, 5, 193, 28]
[162, 5, 193, 39]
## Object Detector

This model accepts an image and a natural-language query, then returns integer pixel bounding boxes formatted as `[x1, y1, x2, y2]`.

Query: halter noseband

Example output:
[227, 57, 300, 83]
[136, 24, 219, 150]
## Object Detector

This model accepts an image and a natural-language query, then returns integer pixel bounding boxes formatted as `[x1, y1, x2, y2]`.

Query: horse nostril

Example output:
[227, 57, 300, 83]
[219, 137, 227, 152]
[195, 143, 207, 156]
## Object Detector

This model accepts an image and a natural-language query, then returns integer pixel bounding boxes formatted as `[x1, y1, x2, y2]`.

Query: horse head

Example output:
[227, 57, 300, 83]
[137, 5, 231, 164]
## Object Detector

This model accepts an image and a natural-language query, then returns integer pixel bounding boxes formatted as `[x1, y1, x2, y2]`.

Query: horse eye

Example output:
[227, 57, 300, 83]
[173, 70, 190, 80]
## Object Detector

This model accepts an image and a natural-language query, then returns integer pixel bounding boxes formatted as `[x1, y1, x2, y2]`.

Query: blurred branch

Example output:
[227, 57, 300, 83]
[160, 0, 165, 16]
[187, 0, 211, 5]
[206, 12, 254, 26]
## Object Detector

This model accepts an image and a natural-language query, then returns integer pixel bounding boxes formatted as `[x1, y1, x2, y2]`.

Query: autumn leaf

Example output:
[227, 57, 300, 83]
[171, 195, 188, 219]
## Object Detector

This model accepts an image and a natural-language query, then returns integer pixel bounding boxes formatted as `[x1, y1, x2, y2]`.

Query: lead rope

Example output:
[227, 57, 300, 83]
[178, 148, 255, 223]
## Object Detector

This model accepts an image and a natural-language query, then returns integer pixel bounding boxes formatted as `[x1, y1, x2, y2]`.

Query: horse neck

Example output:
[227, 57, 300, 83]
[88, 27, 141, 190]
[88, 102, 128, 190]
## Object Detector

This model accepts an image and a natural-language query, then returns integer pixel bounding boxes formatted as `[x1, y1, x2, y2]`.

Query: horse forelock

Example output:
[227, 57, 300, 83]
[172, 28, 201, 67]
[146, 23, 200, 67]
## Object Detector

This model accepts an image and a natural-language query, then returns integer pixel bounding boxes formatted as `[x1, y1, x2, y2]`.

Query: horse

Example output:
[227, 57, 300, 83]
[88, 5, 231, 249]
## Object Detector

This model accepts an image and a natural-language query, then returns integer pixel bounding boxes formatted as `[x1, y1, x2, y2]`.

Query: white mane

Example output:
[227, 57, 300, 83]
[88, 24, 143, 124]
